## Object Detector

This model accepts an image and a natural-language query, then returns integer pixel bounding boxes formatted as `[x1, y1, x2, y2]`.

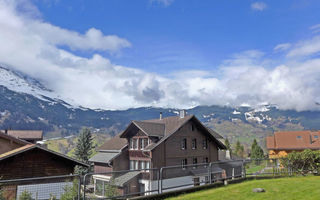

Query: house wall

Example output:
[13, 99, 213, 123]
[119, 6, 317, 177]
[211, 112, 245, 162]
[113, 148, 130, 171]
[94, 163, 113, 173]
[0, 137, 24, 154]
[0, 148, 77, 180]
[152, 120, 219, 179]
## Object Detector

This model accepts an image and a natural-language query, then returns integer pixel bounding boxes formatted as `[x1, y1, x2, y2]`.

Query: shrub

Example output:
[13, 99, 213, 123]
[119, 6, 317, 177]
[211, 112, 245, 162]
[19, 190, 32, 200]
[281, 149, 320, 175]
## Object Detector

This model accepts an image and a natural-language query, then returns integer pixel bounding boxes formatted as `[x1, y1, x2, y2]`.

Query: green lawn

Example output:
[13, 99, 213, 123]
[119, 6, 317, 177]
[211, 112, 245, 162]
[167, 176, 320, 200]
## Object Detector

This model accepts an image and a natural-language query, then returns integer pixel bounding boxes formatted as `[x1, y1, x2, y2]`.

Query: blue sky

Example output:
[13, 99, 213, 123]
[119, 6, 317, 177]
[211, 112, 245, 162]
[33, 0, 320, 73]
[1, 0, 320, 110]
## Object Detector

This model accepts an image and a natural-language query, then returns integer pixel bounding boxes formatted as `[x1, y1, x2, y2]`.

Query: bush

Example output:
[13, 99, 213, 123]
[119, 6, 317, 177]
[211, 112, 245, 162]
[19, 190, 32, 200]
[281, 149, 320, 175]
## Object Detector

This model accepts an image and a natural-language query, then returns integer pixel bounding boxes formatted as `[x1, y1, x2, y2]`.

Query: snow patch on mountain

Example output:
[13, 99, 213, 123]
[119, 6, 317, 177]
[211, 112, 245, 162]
[0, 65, 78, 108]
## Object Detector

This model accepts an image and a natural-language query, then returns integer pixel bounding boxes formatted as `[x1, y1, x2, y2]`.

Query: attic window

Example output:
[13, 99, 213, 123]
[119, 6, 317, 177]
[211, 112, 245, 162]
[297, 136, 302, 139]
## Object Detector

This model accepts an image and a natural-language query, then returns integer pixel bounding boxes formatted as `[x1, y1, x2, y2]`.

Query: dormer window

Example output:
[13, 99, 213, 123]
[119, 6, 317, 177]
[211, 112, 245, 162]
[181, 138, 187, 150]
[130, 138, 138, 150]
[140, 138, 149, 149]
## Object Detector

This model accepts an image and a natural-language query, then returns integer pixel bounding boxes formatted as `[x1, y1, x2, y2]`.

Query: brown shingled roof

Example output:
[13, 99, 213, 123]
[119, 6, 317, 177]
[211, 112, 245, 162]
[0, 144, 88, 167]
[266, 131, 320, 150]
[3, 130, 43, 140]
[99, 134, 128, 151]
[120, 115, 226, 150]
[0, 131, 29, 146]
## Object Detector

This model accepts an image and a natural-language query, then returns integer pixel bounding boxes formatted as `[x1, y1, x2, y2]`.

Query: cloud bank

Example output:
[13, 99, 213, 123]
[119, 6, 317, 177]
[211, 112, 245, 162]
[1, 0, 320, 111]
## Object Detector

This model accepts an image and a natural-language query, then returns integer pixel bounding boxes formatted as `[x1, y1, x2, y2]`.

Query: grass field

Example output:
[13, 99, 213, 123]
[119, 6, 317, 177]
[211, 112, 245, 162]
[167, 176, 320, 200]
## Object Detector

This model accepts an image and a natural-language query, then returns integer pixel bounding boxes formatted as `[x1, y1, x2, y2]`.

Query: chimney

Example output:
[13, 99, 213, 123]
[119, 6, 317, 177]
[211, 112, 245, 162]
[4, 129, 8, 134]
[160, 112, 163, 120]
[180, 110, 186, 118]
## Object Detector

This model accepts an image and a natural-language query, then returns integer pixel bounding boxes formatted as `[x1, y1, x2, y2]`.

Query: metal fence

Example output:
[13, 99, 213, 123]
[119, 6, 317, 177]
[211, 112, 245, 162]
[0, 175, 81, 200]
[0, 159, 313, 200]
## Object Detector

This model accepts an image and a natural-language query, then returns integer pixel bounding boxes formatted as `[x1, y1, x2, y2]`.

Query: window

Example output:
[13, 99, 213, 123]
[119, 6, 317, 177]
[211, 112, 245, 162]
[181, 158, 187, 169]
[130, 138, 138, 150]
[192, 124, 195, 131]
[297, 136, 302, 139]
[133, 138, 138, 150]
[135, 160, 139, 170]
[192, 138, 197, 149]
[314, 135, 319, 138]
[140, 161, 145, 170]
[203, 157, 208, 163]
[130, 160, 134, 170]
[140, 138, 149, 149]
[193, 157, 198, 168]
[146, 161, 150, 171]
[181, 138, 187, 150]
[202, 139, 208, 149]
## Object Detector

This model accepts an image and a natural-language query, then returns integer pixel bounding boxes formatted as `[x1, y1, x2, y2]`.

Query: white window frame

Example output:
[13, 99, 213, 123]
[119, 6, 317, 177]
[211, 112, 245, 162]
[130, 160, 134, 170]
[145, 161, 150, 172]
[135, 160, 139, 170]
[203, 139, 208, 149]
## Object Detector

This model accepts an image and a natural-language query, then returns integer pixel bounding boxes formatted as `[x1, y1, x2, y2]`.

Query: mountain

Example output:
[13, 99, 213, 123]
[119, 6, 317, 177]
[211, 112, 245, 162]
[1, 65, 320, 150]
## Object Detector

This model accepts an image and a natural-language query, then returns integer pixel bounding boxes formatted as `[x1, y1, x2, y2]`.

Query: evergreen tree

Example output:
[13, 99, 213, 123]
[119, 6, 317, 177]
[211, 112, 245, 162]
[74, 128, 93, 174]
[250, 139, 264, 160]
[224, 138, 231, 151]
[234, 140, 245, 158]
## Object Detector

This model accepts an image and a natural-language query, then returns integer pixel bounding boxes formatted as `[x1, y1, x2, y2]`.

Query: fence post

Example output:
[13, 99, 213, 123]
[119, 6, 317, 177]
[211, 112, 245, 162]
[78, 175, 81, 200]
[208, 162, 212, 184]
[83, 174, 88, 200]
[159, 167, 163, 194]
[242, 160, 246, 178]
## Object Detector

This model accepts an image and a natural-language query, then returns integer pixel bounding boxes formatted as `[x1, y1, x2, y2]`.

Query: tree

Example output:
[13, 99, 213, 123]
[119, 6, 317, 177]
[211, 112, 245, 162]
[60, 179, 80, 200]
[19, 190, 32, 200]
[234, 140, 245, 158]
[224, 138, 231, 151]
[250, 139, 264, 160]
[74, 128, 93, 175]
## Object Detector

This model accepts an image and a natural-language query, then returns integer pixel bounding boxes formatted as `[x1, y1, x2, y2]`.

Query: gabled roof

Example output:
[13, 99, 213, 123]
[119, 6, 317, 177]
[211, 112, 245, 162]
[120, 115, 226, 150]
[89, 152, 120, 164]
[0, 144, 88, 167]
[0, 131, 29, 146]
[132, 121, 165, 137]
[1, 130, 43, 140]
[99, 134, 128, 151]
[266, 130, 320, 150]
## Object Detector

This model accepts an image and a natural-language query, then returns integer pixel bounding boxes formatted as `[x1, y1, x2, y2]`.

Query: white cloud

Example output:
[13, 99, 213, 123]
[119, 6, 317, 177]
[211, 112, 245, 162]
[1, 0, 320, 111]
[274, 43, 291, 52]
[310, 24, 320, 33]
[151, 0, 174, 7]
[251, 2, 267, 11]
[287, 36, 320, 57]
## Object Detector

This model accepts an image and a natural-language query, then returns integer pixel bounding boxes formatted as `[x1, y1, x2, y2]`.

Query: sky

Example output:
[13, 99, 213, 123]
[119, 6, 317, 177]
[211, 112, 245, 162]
[1, 0, 320, 111]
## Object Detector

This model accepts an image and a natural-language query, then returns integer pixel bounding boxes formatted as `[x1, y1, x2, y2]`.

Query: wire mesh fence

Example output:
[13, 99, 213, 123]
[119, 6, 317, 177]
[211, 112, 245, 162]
[0, 175, 81, 200]
[0, 159, 315, 200]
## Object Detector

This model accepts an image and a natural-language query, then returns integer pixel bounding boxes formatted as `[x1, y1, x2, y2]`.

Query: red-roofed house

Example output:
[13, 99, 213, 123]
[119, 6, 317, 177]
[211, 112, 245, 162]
[266, 130, 320, 159]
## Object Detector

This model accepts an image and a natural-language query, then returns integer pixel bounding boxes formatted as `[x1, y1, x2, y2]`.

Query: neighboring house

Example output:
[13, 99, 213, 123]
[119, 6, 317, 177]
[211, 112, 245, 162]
[266, 130, 320, 159]
[90, 134, 128, 173]
[1, 130, 43, 144]
[0, 131, 29, 155]
[90, 111, 227, 197]
[0, 144, 88, 199]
